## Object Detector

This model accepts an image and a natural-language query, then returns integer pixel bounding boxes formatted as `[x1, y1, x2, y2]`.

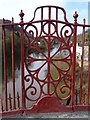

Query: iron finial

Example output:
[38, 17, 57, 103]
[73, 11, 78, 23]
[12, 17, 14, 23]
[83, 18, 86, 24]
[19, 10, 25, 22]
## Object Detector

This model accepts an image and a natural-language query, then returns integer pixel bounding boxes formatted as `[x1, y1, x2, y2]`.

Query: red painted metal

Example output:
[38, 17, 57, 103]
[80, 19, 85, 104]
[0, 6, 90, 116]
[19, 10, 26, 110]
[71, 11, 78, 109]
[24, 96, 72, 114]
[8, 93, 12, 110]
[17, 92, 20, 109]
[11, 17, 16, 110]
[24, 6, 72, 105]
[2, 19, 8, 111]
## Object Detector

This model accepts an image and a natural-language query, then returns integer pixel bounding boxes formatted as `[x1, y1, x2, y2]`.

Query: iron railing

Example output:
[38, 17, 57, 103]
[0, 6, 90, 116]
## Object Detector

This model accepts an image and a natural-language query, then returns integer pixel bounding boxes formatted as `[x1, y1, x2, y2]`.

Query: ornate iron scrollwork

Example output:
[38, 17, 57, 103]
[24, 6, 73, 105]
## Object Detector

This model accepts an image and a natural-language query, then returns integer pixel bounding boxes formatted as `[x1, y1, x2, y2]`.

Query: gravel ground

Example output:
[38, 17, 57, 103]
[1, 111, 90, 120]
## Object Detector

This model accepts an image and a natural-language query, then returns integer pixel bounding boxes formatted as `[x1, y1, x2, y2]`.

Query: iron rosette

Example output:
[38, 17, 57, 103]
[24, 21, 74, 103]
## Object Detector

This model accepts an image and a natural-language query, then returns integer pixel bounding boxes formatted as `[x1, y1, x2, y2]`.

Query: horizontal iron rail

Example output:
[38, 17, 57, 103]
[0, 20, 90, 28]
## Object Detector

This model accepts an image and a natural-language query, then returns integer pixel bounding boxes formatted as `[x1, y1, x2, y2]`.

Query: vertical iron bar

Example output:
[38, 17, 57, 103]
[17, 92, 20, 109]
[41, 7, 43, 20]
[19, 10, 26, 109]
[2, 19, 8, 111]
[11, 17, 16, 109]
[47, 7, 51, 94]
[71, 12, 78, 109]
[56, 8, 58, 33]
[41, 7, 43, 35]
[9, 93, 12, 110]
[56, 7, 58, 20]
[80, 19, 85, 104]
[48, 7, 51, 20]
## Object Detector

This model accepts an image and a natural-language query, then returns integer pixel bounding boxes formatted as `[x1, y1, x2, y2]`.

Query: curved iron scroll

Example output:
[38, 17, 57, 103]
[24, 6, 74, 104]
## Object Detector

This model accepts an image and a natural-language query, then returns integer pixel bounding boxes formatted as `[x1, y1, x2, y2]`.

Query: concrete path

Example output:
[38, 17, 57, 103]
[1, 111, 90, 120]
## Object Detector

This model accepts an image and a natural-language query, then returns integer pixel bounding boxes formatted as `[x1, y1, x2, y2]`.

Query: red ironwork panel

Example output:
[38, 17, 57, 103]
[0, 5, 90, 116]
[1, 19, 22, 116]
[24, 6, 74, 111]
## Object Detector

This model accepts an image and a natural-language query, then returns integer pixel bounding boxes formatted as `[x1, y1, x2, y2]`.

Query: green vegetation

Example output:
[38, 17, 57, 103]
[77, 29, 90, 42]
[50, 54, 89, 105]
[0, 19, 47, 79]
[1, 18, 90, 79]
[0, 19, 89, 104]
[2, 30, 21, 79]
[50, 54, 72, 104]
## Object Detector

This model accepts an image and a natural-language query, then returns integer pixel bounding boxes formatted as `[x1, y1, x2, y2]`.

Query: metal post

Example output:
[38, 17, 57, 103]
[19, 10, 26, 109]
[2, 19, 8, 111]
[11, 17, 16, 109]
[71, 11, 78, 109]
[80, 19, 85, 104]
